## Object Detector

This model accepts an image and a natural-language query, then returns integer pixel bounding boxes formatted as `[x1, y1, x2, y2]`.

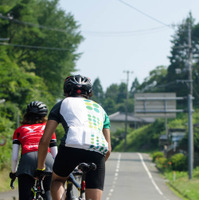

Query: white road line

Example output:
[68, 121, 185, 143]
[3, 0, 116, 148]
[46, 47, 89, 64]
[106, 153, 121, 200]
[138, 153, 166, 197]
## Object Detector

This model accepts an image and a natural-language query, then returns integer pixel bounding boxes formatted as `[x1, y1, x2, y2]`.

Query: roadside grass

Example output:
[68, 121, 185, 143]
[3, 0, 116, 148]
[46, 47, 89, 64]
[164, 169, 199, 200]
[0, 168, 17, 192]
[151, 152, 199, 200]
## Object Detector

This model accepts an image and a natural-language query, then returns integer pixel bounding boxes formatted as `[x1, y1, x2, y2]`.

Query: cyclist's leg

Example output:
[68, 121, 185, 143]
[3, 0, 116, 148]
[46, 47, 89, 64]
[18, 174, 34, 200]
[85, 151, 105, 200]
[86, 189, 103, 200]
[51, 172, 68, 200]
[43, 175, 52, 200]
[51, 146, 81, 200]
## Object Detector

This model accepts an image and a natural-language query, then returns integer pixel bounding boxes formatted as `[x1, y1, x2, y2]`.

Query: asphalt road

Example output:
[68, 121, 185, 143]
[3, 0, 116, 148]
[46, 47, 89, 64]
[0, 152, 182, 200]
[102, 152, 182, 200]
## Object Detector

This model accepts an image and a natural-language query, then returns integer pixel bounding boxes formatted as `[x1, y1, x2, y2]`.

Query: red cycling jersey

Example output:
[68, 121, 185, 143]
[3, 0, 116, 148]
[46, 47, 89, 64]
[13, 122, 56, 155]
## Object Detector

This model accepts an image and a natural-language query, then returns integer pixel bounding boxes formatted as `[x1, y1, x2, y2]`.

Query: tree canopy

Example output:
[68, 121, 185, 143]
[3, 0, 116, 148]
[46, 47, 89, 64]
[0, 0, 83, 98]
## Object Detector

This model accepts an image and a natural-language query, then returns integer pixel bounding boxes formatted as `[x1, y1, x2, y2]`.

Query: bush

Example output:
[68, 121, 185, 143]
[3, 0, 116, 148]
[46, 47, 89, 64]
[152, 151, 164, 162]
[169, 153, 187, 171]
[156, 157, 167, 169]
[153, 154, 173, 172]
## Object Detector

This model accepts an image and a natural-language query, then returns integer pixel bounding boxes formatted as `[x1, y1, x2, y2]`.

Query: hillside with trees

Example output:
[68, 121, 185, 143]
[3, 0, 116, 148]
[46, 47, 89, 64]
[0, 0, 83, 169]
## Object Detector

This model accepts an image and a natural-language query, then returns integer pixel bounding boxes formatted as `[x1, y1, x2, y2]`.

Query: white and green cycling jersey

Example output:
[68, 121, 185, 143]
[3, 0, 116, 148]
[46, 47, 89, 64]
[48, 97, 110, 155]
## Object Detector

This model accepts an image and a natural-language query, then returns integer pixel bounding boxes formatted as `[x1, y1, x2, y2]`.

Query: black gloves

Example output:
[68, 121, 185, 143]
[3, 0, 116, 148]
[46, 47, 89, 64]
[9, 172, 17, 180]
[9, 172, 17, 189]
[34, 168, 46, 180]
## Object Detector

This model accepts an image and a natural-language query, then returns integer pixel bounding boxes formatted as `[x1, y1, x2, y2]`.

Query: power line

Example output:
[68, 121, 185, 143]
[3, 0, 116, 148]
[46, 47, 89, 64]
[82, 26, 168, 37]
[0, 14, 69, 33]
[0, 42, 69, 51]
[0, 13, 169, 37]
[117, 0, 172, 28]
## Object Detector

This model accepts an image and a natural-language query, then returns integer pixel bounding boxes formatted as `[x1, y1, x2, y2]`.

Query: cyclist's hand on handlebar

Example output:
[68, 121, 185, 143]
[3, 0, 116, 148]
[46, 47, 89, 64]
[34, 168, 46, 180]
[9, 172, 17, 189]
[9, 172, 17, 180]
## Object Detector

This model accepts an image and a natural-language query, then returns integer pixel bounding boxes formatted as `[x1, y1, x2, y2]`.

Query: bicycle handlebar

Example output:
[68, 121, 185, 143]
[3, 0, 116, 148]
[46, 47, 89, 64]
[42, 171, 52, 177]
[10, 171, 52, 190]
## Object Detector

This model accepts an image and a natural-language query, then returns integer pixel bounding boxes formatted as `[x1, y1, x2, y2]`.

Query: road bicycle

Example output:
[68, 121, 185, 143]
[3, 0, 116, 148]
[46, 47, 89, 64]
[10, 162, 96, 200]
[65, 162, 97, 200]
[10, 171, 52, 200]
[32, 162, 97, 200]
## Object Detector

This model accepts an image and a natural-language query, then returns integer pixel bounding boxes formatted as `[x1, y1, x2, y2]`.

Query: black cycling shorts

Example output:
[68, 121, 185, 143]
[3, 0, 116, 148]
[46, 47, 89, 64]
[53, 146, 105, 190]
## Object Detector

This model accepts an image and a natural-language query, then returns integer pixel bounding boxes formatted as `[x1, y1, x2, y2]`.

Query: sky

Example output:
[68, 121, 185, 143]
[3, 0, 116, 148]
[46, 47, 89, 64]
[58, 0, 199, 91]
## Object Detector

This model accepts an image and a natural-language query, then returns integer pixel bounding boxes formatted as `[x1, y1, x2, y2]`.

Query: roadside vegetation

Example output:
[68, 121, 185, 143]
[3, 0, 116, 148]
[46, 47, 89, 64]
[152, 152, 199, 200]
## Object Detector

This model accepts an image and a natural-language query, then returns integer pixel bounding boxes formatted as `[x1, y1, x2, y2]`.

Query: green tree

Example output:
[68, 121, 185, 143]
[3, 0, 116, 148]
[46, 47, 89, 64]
[103, 98, 116, 115]
[104, 82, 134, 114]
[0, 0, 83, 98]
[0, 51, 54, 111]
[92, 78, 104, 104]
[130, 77, 140, 97]
[117, 83, 126, 104]
[137, 65, 167, 93]
[105, 84, 119, 102]
[166, 13, 199, 106]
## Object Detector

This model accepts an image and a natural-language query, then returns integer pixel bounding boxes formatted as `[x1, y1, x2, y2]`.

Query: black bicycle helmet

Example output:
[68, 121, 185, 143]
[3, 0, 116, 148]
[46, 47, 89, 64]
[64, 75, 92, 97]
[26, 101, 48, 116]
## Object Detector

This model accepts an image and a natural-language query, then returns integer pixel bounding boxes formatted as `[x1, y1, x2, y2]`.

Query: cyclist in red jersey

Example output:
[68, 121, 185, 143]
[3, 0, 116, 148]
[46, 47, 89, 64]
[9, 101, 57, 200]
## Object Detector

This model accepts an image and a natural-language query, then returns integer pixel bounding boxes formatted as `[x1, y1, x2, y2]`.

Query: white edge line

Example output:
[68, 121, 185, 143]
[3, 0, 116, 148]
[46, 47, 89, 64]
[138, 153, 163, 196]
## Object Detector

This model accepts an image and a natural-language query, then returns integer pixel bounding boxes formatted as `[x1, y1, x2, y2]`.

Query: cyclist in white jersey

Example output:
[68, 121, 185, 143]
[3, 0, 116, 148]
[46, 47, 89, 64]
[35, 75, 111, 200]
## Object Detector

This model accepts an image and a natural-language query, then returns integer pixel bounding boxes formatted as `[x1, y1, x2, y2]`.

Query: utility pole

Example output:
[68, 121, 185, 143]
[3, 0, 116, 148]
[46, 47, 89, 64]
[187, 22, 194, 179]
[123, 70, 133, 151]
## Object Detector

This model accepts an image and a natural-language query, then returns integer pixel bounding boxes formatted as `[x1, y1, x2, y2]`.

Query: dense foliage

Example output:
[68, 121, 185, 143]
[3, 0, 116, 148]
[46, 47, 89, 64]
[0, 0, 83, 169]
[0, 0, 83, 98]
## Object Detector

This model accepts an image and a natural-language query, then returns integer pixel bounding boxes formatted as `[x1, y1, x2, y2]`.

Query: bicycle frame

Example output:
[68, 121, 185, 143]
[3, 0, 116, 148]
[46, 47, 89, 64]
[65, 162, 97, 200]
[32, 179, 45, 200]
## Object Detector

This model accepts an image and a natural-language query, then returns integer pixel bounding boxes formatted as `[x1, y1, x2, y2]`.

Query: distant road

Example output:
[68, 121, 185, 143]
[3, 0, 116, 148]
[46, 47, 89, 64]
[102, 152, 182, 200]
[0, 152, 182, 200]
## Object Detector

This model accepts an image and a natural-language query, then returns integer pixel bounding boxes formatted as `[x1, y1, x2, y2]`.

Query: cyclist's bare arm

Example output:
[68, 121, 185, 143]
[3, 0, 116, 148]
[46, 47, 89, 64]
[103, 128, 111, 161]
[37, 120, 58, 169]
